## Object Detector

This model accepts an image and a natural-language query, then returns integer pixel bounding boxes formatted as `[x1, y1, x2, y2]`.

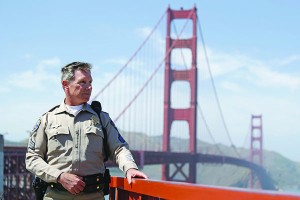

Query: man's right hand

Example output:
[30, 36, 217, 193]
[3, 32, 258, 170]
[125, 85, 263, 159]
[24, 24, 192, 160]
[57, 172, 86, 195]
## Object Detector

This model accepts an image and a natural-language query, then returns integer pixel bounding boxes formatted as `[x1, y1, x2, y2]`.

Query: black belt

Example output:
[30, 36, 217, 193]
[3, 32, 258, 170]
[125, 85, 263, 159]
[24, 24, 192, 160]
[50, 173, 105, 193]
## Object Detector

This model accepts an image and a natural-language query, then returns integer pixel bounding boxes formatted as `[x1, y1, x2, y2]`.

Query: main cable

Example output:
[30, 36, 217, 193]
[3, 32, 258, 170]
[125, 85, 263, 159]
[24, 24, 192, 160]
[90, 10, 167, 102]
[172, 21, 224, 155]
[114, 9, 195, 122]
[196, 15, 241, 158]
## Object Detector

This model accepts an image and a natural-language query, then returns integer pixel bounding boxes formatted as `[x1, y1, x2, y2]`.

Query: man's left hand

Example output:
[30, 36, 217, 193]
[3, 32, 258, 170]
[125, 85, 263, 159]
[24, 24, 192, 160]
[126, 168, 148, 184]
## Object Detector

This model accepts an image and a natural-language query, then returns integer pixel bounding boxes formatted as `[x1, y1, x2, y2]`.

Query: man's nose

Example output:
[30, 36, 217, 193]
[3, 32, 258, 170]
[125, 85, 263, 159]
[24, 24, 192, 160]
[87, 84, 92, 90]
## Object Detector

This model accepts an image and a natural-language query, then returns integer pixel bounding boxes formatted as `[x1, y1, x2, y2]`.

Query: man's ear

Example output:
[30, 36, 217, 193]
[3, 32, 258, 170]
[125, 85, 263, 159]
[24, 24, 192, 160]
[62, 80, 69, 90]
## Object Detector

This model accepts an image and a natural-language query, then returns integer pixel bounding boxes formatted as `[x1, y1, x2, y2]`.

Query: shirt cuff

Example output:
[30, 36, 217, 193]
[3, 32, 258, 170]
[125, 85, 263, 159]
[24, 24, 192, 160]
[47, 170, 63, 183]
[123, 163, 138, 174]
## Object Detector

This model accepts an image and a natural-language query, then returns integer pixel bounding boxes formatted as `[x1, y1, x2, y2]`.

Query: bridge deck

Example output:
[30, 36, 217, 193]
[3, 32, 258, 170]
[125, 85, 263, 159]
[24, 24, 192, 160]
[128, 150, 276, 190]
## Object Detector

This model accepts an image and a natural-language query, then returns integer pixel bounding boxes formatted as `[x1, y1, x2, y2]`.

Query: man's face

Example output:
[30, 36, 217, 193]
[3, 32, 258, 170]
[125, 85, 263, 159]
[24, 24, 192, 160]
[64, 69, 93, 105]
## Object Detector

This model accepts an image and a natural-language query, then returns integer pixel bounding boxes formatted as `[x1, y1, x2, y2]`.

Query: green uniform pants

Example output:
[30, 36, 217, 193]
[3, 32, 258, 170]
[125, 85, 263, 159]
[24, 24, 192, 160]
[43, 187, 104, 200]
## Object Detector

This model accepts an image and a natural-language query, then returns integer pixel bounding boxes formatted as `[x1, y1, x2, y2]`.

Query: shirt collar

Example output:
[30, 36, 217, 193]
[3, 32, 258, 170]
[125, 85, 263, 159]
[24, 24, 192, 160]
[54, 101, 97, 116]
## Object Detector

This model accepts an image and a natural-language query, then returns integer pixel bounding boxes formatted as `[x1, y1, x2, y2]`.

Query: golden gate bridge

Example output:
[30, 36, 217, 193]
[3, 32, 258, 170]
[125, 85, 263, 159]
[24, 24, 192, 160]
[90, 5, 269, 188]
[3, 5, 300, 200]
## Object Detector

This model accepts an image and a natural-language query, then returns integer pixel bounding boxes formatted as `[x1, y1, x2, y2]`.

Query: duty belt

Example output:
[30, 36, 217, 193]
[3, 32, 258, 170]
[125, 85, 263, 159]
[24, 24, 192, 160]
[49, 173, 105, 193]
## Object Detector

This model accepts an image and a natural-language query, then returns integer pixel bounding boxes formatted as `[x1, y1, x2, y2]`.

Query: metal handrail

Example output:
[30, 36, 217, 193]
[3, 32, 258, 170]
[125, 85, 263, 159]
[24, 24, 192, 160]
[109, 176, 300, 200]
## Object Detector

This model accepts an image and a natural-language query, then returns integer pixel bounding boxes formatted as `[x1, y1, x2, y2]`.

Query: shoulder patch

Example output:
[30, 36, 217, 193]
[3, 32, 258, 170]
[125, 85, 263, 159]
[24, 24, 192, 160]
[118, 133, 126, 143]
[28, 138, 35, 150]
[32, 118, 41, 133]
[110, 120, 118, 130]
[109, 120, 125, 143]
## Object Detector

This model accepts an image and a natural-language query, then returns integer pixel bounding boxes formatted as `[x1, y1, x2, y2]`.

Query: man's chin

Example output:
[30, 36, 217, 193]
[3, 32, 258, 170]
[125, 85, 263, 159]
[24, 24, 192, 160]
[83, 97, 91, 103]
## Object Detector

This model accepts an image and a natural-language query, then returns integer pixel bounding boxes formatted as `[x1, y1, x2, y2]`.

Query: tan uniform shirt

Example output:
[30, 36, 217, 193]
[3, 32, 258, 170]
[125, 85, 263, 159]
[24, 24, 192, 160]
[26, 102, 138, 183]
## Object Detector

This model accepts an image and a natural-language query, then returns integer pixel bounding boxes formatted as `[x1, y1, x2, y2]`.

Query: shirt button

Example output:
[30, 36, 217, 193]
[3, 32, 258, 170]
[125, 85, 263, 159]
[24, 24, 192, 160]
[75, 144, 78, 148]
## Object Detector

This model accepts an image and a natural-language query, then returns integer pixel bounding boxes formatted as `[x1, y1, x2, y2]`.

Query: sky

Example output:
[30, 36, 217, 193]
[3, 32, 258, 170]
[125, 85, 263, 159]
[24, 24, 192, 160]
[0, 1, 300, 162]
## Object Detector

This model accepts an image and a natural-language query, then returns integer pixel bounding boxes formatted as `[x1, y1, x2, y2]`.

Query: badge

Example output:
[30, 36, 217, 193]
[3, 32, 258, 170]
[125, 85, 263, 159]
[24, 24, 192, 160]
[91, 115, 100, 126]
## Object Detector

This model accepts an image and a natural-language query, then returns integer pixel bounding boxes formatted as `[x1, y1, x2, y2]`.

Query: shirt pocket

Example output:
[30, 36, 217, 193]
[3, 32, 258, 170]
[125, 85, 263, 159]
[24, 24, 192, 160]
[85, 125, 104, 153]
[47, 127, 72, 152]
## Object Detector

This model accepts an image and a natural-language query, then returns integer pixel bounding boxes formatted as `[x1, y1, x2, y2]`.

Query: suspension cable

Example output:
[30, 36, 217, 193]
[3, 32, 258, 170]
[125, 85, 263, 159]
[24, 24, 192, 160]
[242, 120, 251, 149]
[196, 15, 241, 158]
[197, 105, 224, 155]
[114, 9, 195, 122]
[90, 10, 167, 102]
[173, 19, 224, 155]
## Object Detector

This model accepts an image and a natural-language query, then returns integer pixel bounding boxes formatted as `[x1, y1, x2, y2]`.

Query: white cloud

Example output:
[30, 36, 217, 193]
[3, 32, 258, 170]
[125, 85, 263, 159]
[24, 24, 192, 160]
[248, 67, 300, 91]
[195, 48, 300, 161]
[136, 26, 165, 55]
[10, 70, 46, 90]
[9, 58, 61, 91]
[136, 27, 152, 38]
[37, 58, 60, 70]
[171, 49, 192, 69]
[197, 47, 300, 92]
[199, 48, 262, 78]
[278, 55, 300, 66]
[0, 86, 10, 93]
[220, 81, 241, 92]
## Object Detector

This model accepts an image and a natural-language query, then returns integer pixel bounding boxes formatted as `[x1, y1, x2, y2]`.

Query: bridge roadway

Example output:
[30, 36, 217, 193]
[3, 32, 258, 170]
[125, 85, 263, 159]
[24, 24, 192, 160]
[106, 151, 276, 191]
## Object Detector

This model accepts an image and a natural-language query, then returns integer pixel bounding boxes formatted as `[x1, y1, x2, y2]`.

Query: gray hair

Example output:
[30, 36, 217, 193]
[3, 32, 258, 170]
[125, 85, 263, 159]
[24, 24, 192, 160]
[61, 62, 92, 82]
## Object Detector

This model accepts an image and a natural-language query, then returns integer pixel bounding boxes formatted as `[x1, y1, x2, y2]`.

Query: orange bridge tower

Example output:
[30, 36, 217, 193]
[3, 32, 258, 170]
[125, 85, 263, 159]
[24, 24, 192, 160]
[162, 6, 198, 183]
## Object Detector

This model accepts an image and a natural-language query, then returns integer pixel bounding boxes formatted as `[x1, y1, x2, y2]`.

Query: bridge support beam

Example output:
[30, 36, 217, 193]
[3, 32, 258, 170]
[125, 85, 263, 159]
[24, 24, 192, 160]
[162, 6, 198, 183]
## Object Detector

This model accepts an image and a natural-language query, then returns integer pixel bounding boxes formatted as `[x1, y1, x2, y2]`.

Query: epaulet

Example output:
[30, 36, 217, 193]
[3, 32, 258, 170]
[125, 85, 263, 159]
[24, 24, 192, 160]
[99, 111, 109, 123]
[40, 105, 59, 117]
[48, 105, 60, 112]
[101, 111, 108, 115]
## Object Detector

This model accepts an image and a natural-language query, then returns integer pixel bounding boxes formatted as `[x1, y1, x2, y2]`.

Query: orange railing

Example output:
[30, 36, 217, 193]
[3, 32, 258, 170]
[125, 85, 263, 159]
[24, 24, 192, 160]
[109, 177, 300, 200]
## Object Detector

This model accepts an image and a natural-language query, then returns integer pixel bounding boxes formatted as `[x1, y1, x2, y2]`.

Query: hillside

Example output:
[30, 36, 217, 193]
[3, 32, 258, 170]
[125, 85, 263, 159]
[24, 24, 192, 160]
[120, 131, 300, 193]
[4, 133, 300, 193]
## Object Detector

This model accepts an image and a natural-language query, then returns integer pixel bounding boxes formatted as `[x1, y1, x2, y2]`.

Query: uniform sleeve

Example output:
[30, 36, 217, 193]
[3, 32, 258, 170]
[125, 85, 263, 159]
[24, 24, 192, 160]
[25, 114, 62, 183]
[101, 112, 138, 173]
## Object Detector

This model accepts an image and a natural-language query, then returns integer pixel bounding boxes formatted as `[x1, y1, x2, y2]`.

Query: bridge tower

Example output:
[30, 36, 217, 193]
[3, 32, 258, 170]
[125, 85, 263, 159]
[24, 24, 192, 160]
[162, 6, 198, 183]
[250, 115, 263, 188]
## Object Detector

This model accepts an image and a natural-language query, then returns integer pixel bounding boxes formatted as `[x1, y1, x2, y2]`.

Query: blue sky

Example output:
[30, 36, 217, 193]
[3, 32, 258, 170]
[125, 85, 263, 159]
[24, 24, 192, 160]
[1, 1, 300, 162]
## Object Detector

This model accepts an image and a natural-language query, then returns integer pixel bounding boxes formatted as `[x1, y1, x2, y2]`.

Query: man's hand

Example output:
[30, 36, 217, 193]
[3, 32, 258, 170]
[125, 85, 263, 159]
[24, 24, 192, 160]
[126, 168, 148, 184]
[57, 172, 86, 195]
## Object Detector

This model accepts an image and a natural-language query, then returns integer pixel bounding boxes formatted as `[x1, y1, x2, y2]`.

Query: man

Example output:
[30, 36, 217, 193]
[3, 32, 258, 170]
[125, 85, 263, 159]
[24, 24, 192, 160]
[26, 61, 147, 200]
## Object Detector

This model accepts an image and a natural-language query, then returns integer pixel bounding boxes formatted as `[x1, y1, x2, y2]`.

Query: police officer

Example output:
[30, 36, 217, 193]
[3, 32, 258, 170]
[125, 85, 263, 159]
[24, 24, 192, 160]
[26, 61, 147, 200]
